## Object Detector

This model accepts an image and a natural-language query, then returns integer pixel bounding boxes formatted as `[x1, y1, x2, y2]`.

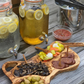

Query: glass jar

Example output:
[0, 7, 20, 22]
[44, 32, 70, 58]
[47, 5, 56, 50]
[0, 0, 20, 58]
[19, 0, 49, 45]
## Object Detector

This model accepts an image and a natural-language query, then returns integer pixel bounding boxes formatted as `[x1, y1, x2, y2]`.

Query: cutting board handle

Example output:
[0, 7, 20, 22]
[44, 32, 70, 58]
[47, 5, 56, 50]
[2, 61, 21, 82]
[45, 69, 59, 84]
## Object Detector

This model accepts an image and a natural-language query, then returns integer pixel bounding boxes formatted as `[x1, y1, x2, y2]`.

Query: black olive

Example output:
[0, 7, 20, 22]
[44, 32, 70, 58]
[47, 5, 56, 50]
[40, 71, 44, 74]
[43, 68, 48, 72]
[19, 69, 24, 76]
[33, 67, 36, 70]
[14, 70, 20, 76]
[21, 70, 27, 76]
[46, 72, 50, 76]
[42, 72, 46, 76]
[14, 62, 50, 77]
[17, 65, 21, 68]
[39, 61, 42, 64]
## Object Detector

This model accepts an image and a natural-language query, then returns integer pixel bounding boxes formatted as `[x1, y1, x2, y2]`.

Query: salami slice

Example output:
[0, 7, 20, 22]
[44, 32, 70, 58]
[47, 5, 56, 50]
[61, 57, 74, 65]
[52, 61, 68, 69]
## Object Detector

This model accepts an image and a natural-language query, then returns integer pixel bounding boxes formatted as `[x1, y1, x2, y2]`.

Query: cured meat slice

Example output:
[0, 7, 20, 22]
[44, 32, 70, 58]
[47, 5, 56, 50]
[63, 52, 74, 58]
[72, 59, 76, 64]
[65, 64, 69, 67]
[52, 61, 68, 69]
[61, 57, 74, 65]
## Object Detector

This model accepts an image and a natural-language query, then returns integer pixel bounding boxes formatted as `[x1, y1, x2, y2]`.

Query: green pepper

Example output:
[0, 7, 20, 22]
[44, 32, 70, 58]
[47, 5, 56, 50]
[54, 41, 64, 52]
[58, 43, 64, 51]
[47, 46, 50, 50]
[38, 52, 46, 60]
[38, 52, 46, 58]
[51, 50, 55, 55]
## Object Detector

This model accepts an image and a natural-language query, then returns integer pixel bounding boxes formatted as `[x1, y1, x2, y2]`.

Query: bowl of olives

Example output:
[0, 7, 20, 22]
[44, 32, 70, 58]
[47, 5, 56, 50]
[20, 76, 45, 84]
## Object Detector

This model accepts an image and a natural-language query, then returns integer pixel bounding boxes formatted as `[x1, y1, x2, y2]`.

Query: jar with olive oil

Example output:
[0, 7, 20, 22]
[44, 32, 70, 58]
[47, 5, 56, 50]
[19, 0, 49, 45]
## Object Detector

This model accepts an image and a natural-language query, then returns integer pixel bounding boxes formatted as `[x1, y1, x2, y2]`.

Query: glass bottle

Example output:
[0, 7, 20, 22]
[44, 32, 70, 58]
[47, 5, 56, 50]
[0, 0, 20, 58]
[19, 0, 49, 45]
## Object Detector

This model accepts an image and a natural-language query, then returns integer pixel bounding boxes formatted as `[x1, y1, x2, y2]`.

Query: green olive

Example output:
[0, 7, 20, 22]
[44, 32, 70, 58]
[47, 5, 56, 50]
[29, 82, 31, 84]
[39, 80, 44, 83]
[24, 78, 30, 84]
[33, 81, 39, 84]
[36, 76, 40, 81]
[32, 76, 40, 82]
[39, 83, 44, 84]
[27, 76, 32, 81]
[20, 82, 25, 84]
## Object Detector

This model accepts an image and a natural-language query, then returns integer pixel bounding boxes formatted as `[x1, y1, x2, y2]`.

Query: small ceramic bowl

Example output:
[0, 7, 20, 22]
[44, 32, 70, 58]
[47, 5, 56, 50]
[53, 25, 73, 41]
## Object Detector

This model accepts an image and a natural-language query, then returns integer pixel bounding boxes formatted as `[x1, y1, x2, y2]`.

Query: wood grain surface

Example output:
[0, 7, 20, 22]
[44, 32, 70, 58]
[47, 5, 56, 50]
[12, 0, 20, 15]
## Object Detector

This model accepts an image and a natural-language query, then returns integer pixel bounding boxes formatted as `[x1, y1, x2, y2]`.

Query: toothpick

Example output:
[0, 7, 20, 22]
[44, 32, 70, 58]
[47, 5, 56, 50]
[67, 45, 69, 57]
[23, 54, 27, 64]
[59, 54, 62, 67]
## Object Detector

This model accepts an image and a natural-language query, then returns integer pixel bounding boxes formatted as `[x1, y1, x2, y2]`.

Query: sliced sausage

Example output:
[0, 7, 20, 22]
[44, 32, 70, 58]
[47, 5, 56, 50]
[52, 61, 68, 69]
[63, 52, 75, 58]
[72, 59, 76, 64]
[61, 57, 74, 65]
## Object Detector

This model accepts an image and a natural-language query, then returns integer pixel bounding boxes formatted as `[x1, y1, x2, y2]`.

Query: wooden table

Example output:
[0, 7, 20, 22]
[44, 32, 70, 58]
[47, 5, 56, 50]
[0, 0, 84, 84]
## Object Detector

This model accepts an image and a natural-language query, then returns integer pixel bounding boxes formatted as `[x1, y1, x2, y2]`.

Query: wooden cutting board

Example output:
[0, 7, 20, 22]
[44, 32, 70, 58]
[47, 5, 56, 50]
[2, 41, 80, 84]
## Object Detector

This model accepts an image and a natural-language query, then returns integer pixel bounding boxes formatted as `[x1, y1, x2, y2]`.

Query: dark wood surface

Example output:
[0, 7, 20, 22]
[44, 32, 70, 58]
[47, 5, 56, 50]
[0, 0, 84, 84]
[12, 0, 20, 15]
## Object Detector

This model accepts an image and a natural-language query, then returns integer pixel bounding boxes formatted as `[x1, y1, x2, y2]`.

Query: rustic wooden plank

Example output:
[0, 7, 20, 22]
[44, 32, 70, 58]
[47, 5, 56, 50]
[0, 75, 11, 84]
[12, 0, 20, 5]
[45, 0, 58, 15]
[13, 7, 19, 15]
[49, 13, 58, 29]
[79, 79, 84, 84]
[0, 0, 84, 84]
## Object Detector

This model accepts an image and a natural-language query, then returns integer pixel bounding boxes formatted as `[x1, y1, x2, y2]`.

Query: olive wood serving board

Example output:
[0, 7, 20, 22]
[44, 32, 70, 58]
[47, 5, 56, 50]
[2, 41, 80, 84]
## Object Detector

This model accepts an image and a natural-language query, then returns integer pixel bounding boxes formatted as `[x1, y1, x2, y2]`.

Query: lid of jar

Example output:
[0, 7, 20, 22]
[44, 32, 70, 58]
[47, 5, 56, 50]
[25, 0, 42, 3]
[0, 0, 12, 12]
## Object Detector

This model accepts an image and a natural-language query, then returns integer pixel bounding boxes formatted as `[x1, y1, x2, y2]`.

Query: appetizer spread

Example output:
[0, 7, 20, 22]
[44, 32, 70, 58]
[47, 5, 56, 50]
[2, 41, 80, 84]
